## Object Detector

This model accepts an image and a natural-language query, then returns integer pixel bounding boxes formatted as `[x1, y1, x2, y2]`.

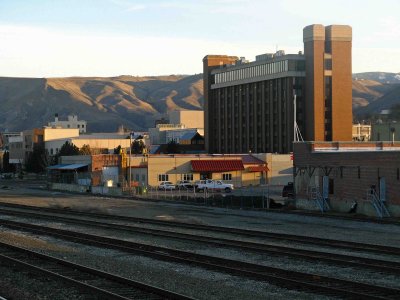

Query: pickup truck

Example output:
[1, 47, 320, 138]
[195, 179, 234, 193]
[176, 180, 194, 190]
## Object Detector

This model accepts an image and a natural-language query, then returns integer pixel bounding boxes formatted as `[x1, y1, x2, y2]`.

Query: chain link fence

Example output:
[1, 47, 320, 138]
[127, 185, 290, 210]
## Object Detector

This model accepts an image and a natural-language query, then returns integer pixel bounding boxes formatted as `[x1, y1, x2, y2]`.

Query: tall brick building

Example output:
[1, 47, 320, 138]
[203, 24, 352, 154]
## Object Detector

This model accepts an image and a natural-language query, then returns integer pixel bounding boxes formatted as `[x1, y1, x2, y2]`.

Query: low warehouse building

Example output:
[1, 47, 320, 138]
[293, 141, 400, 217]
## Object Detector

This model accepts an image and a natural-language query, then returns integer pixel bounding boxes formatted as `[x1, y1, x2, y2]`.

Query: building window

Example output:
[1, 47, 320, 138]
[222, 173, 232, 181]
[78, 124, 80, 128]
[158, 174, 169, 181]
[325, 58, 332, 70]
[67, 125, 70, 128]
[141, 174, 146, 182]
[50, 148, 53, 155]
[182, 173, 193, 181]
[135, 174, 140, 181]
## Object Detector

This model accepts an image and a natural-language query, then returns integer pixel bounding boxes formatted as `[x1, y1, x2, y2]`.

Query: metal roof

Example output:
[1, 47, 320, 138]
[191, 160, 244, 172]
[47, 163, 88, 170]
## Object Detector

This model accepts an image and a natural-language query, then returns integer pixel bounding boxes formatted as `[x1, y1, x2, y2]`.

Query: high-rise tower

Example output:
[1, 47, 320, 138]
[203, 24, 353, 154]
[303, 24, 352, 141]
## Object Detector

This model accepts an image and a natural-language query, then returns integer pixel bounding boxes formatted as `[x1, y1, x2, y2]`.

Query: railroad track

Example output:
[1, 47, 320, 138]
[0, 207, 400, 276]
[0, 241, 192, 300]
[1, 218, 399, 299]
[0, 202, 399, 256]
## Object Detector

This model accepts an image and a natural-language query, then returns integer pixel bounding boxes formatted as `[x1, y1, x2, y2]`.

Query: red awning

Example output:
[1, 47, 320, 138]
[248, 165, 269, 172]
[191, 160, 244, 172]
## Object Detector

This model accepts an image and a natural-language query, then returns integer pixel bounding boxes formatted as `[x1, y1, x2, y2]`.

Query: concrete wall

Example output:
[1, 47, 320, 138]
[91, 186, 123, 196]
[50, 183, 90, 193]
[43, 128, 80, 141]
[265, 153, 293, 185]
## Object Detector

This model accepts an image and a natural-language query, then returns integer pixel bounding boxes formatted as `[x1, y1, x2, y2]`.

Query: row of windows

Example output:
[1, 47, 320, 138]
[66, 124, 85, 128]
[214, 60, 289, 84]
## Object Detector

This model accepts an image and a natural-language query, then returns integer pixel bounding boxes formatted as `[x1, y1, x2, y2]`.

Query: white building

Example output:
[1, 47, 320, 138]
[48, 114, 87, 133]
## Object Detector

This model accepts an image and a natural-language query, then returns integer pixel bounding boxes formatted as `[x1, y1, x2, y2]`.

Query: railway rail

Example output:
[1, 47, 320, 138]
[0, 202, 399, 256]
[1, 218, 399, 299]
[0, 241, 192, 300]
[0, 207, 400, 276]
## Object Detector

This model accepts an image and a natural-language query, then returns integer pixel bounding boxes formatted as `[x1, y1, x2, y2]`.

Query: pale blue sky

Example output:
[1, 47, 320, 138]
[0, 0, 399, 77]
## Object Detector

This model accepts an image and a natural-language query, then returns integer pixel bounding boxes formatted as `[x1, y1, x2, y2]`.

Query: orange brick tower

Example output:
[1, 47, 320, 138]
[303, 24, 352, 141]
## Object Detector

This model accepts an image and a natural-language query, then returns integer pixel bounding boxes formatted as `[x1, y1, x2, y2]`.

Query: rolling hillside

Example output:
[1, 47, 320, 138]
[0, 74, 204, 132]
[0, 72, 399, 132]
[352, 72, 400, 116]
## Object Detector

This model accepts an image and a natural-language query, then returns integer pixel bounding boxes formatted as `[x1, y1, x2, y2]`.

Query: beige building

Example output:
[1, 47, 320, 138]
[46, 136, 131, 156]
[169, 110, 204, 129]
[128, 154, 279, 188]
[48, 114, 87, 133]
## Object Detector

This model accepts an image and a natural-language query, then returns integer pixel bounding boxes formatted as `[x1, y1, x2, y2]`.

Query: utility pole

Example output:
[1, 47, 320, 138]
[129, 132, 132, 187]
[293, 94, 297, 142]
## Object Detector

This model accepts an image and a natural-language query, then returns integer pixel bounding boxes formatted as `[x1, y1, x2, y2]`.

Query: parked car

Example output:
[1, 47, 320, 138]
[195, 179, 234, 193]
[282, 182, 294, 197]
[176, 180, 194, 189]
[158, 181, 176, 190]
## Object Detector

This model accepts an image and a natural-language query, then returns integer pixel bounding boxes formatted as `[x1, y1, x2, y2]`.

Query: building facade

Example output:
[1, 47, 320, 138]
[169, 110, 204, 129]
[203, 24, 352, 154]
[293, 141, 400, 217]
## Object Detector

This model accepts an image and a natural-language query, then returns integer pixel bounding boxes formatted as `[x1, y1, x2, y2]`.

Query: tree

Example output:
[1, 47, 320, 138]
[114, 145, 122, 154]
[55, 141, 80, 164]
[131, 140, 145, 154]
[2, 151, 15, 173]
[58, 141, 80, 156]
[25, 143, 50, 173]
[79, 144, 92, 155]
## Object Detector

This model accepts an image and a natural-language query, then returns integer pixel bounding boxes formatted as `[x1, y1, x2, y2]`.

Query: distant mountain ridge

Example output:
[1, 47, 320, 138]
[0, 74, 203, 132]
[0, 72, 399, 132]
[352, 72, 400, 117]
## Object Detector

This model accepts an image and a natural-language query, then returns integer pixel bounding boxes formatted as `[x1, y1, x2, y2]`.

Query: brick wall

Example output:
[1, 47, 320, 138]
[294, 142, 400, 215]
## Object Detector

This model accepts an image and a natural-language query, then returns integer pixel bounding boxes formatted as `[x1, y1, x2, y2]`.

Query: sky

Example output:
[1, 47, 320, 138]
[0, 0, 399, 78]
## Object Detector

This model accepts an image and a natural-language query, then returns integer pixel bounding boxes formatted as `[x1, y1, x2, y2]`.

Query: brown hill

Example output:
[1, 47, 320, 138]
[0, 74, 204, 132]
[0, 72, 398, 132]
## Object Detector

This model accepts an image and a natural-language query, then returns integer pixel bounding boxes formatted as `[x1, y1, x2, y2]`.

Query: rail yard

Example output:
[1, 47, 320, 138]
[0, 180, 399, 299]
